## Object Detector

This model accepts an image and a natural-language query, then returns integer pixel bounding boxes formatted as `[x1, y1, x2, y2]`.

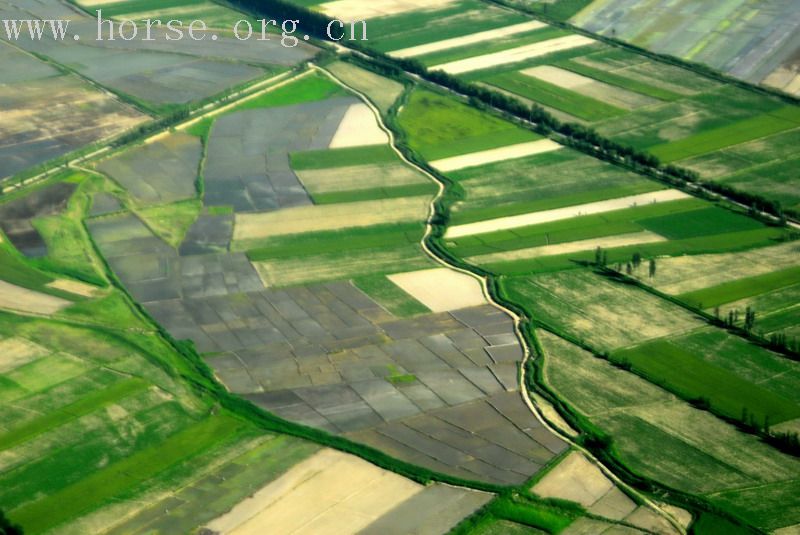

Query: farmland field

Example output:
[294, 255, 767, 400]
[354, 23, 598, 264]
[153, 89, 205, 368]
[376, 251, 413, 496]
[3, 2, 800, 534]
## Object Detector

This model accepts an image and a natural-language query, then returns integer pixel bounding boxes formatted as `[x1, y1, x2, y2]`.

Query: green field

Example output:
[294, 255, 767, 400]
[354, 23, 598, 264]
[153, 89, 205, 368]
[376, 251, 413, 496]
[679, 266, 800, 309]
[232, 72, 346, 112]
[612, 338, 800, 425]
[290, 145, 397, 170]
[649, 106, 800, 162]
[447, 148, 663, 224]
[398, 89, 539, 160]
[485, 71, 625, 122]
[552, 59, 683, 101]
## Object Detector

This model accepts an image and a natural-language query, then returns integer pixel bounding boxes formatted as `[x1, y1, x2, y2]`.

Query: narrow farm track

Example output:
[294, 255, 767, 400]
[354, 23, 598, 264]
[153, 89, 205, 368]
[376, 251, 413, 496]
[315, 64, 688, 534]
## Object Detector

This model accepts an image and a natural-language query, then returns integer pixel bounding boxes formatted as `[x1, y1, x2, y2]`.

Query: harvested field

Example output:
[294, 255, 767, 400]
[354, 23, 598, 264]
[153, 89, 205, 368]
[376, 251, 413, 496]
[387, 268, 488, 312]
[205, 448, 489, 534]
[469, 231, 666, 265]
[532, 451, 615, 507]
[431, 139, 563, 171]
[328, 103, 389, 148]
[432, 35, 596, 74]
[445, 189, 689, 238]
[318, 0, 459, 21]
[233, 196, 430, 241]
[96, 133, 201, 205]
[390, 20, 546, 57]
[521, 65, 657, 109]
[0, 280, 71, 315]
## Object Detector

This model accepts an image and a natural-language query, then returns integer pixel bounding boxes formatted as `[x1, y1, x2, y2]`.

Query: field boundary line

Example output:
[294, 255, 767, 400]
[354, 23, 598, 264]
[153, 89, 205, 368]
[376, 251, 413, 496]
[315, 63, 687, 533]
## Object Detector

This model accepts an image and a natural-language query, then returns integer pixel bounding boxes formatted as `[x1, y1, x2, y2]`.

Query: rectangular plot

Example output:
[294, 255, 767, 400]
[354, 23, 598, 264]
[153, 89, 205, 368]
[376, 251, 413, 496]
[378, 423, 472, 466]
[459, 367, 506, 395]
[418, 334, 476, 368]
[416, 370, 486, 406]
[350, 379, 421, 421]
[395, 382, 447, 411]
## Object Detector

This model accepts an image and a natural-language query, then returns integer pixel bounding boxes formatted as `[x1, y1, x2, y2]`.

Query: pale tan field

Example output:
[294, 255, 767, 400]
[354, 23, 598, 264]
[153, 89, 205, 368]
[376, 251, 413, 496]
[387, 267, 487, 312]
[0, 280, 71, 315]
[329, 103, 388, 148]
[46, 279, 101, 298]
[318, 0, 458, 22]
[430, 139, 563, 171]
[521, 65, 656, 109]
[532, 451, 615, 507]
[0, 337, 49, 374]
[296, 163, 429, 194]
[446, 189, 684, 239]
[773, 524, 800, 535]
[390, 20, 546, 57]
[326, 62, 404, 114]
[432, 35, 595, 74]
[205, 448, 424, 535]
[638, 241, 800, 295]
[764, 67, 800, 96]
[469, 231, 666, 265]
[233, 196, 430, 241]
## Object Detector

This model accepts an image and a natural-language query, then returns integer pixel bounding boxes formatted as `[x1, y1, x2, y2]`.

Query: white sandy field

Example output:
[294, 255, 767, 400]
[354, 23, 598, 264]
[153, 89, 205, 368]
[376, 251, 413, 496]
[470, 231, 667, 265]
[317, 0, 457, 22]
[328, 103, 388, 148]
[432, 35, 596, 75]
[430, 139, 563, 172]
[445, 189, 688, 238]
[233, 196, 430, 241]
[521, 65, 656, 109]
[387, 267, 487, 312]
[389, 20, 546, 58]
[205, 448, 423, 534]
[0, 280, 71, 315]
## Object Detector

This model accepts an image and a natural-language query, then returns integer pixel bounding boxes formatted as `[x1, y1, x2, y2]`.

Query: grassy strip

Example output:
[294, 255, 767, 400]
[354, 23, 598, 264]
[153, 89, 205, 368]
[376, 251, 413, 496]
[0, 378, 148, 451]
[229, 71, 346, 112]
[649, 106, 800, 162]
[244, 222, 423, 260]
[290, 145, 397, 169]
[311, 182, 436, 204]
[484, 71, 625, 122]
[352, 274, 430, 317]
[9, 413, 246, 534]
[612, 339, 800, 425]
[553, 59, 683, 101]
[679, 265, 800, 309]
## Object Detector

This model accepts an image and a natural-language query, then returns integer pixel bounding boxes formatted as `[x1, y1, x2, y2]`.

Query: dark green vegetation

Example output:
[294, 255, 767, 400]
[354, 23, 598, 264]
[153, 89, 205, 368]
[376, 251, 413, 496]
[451, 494, 582, 534]
[231, 71, 346, 111]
